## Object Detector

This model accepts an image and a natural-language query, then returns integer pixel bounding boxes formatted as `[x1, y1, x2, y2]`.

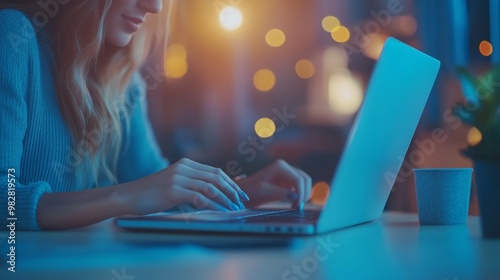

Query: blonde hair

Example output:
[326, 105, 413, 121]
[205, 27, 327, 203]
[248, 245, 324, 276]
[1, 0, 174, 186]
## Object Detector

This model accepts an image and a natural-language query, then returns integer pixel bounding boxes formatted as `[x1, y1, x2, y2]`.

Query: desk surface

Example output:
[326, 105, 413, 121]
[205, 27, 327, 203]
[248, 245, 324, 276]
[1, 212, 499, 280]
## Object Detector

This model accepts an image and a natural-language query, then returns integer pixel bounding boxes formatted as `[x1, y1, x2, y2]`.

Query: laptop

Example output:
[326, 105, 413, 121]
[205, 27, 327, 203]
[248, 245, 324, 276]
[115, 37, 441, 235]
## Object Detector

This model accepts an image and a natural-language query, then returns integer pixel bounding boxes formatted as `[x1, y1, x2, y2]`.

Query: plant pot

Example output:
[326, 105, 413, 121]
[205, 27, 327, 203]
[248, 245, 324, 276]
[473, 160, 500, 238]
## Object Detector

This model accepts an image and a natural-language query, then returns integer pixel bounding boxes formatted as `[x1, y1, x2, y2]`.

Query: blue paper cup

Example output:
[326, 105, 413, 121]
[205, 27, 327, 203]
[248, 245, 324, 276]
[414, 168, 473, 225]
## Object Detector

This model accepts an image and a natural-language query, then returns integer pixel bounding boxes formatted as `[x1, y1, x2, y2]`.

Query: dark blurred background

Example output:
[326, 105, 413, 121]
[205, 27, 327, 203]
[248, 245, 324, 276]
[142, 0, 496, 214]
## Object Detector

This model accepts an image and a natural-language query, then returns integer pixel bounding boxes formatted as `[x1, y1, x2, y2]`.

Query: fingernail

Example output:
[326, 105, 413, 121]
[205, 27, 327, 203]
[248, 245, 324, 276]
[240, 191, 250, 201]
[287, 192, 298, 201]
[230, 203, 239, 211]
[239, 201, 246, 210]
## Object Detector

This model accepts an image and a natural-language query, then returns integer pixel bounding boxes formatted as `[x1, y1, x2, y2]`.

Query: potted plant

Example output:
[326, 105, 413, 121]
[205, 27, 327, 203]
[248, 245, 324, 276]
[453, 66, 500, 238]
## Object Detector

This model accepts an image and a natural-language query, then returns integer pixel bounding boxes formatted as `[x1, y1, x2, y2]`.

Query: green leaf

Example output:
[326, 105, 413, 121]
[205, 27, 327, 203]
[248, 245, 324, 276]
[454, 66, 500, 160]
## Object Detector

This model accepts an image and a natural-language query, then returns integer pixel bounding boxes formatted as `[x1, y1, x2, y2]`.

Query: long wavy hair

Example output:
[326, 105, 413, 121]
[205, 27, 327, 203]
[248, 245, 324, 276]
[0, 0, 173, 186]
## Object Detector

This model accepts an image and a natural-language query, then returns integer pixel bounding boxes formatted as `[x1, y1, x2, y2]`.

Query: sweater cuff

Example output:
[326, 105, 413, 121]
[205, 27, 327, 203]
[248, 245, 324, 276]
[1, 181, 51, 231]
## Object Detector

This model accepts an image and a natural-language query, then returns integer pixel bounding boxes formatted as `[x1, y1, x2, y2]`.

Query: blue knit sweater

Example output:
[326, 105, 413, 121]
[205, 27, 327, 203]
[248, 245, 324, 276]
[0, 10, 168, 230]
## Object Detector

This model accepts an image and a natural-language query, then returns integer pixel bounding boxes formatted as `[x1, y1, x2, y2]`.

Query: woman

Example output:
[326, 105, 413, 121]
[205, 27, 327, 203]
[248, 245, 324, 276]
[0, 0, 311, 231]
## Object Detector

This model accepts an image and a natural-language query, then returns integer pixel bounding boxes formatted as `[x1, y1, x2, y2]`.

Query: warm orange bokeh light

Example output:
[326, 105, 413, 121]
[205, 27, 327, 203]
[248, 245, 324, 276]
[398, 15, 418, 36]
[331, 26, 350, 43]
[253, 69, 276, 92]
[310, 182, 330, 206]
[265, 29, 286, 47]
[479, 40, 493, 57]
[321, 16, 340, 33]
[164, 44, 188, 79]
[295, 59, 315, 79]
[362, 34, 386, 60]
[254, 118, 276, 138]
[467, 127, 482, 146]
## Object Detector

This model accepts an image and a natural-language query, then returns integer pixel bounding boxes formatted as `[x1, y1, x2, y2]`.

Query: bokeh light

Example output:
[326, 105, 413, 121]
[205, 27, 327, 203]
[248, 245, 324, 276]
[265, 29, 286, 47]
[164, 44, 188, 79]
[321, 16, 340, 32]
[362, 34, 386, 60]
[397, 15, 418, 36]
[253, 69, 276, 92]
[467, 127, 482, 146]
[328, 72, 363, 115]
[310, 182, 330, 206]
[219, 6, 243, 30]
[254, 118, 276, 138]
[331, 26, 350, 43]
[479, 40, 493, 57]
[295, 59, 315, 79]
[166, 44, 187, 59]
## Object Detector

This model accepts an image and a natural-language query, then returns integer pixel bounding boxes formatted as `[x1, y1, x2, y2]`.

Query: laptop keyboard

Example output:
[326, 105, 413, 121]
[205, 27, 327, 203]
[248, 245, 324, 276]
[267, 209, 321, 218]
[244, 209, 321, 222]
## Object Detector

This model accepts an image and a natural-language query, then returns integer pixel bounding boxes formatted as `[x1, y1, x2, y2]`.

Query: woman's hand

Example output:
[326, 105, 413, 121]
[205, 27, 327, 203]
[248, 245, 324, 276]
[37, 158, 250, 230]
[236, 160, 312, 210]
[119, 158, 250, 215]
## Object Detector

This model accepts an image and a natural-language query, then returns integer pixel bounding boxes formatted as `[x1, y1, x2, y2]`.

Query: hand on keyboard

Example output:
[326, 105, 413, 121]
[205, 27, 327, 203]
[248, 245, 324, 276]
[234, 160, 312, 210]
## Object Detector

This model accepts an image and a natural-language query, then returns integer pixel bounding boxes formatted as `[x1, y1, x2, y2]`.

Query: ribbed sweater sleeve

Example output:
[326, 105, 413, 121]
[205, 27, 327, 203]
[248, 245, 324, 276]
[116, 74, 169, 183]
[0, 10, 52, 230]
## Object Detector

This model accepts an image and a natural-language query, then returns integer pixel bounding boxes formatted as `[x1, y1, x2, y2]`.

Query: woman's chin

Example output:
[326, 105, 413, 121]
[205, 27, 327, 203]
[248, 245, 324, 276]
[105, 33, 133, 48]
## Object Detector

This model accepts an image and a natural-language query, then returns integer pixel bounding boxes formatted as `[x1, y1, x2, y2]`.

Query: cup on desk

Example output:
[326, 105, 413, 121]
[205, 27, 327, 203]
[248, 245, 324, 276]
[414, 168, 473, 225]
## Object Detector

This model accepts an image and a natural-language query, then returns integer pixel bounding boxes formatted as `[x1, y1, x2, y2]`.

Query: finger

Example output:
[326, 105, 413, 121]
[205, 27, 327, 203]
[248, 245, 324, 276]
[180, 158, 249, 201]
[183, 158, 250, 201]
[176, 175, 241, 211]
[271, 160, 305, 210]
[291, 177, 305, 210]
[294, 168, 312, 202]
[176, 187, 229, 212]
[174, 161, 242, 208]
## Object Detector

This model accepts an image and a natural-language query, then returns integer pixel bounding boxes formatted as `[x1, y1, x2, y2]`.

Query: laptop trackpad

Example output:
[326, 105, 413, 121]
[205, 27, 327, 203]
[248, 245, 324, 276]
[165, 209, 288, 221]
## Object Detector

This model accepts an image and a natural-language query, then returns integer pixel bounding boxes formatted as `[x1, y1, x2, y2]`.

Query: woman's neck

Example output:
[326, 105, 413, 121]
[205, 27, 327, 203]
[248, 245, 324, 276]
[101, 43, 120, 60]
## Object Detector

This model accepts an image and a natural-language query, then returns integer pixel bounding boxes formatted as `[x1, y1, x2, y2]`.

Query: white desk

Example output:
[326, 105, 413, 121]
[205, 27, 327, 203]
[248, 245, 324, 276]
[1, 212, 499, 280]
